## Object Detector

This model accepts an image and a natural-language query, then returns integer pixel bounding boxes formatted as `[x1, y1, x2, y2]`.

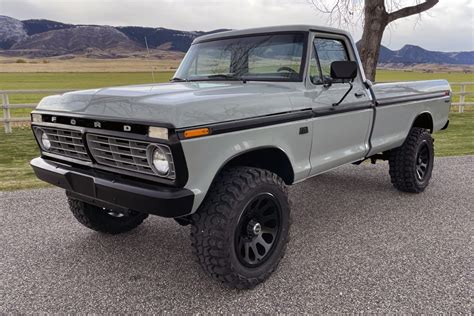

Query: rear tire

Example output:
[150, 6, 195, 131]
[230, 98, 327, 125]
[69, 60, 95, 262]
[388, 127, 434, 193]
[190, 167, 290, 289]
[67, 195, 148, 234]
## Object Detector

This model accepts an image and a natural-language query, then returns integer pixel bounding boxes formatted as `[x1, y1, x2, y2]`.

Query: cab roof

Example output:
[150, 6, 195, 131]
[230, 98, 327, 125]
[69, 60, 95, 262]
[192, 24, 352, 44]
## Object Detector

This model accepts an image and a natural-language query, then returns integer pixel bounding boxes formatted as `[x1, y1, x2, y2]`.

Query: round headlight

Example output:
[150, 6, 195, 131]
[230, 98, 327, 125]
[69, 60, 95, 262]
[41, 131, 51, 150]
[150, 146, 170, 175]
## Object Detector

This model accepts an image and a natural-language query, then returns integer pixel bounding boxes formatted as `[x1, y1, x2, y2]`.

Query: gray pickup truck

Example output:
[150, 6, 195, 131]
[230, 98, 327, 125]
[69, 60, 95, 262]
[30, 25, 451, 289]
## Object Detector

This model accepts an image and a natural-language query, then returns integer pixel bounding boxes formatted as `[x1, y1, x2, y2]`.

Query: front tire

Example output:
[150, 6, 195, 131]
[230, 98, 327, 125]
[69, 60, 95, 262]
[389, 127, 434, 193]
[67, 195, 148, 234]
[190, 167, 290, 289]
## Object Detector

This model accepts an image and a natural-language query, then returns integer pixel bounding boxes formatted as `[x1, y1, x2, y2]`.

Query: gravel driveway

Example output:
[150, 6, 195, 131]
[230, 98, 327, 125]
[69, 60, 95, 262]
[1, 156, 472, 313]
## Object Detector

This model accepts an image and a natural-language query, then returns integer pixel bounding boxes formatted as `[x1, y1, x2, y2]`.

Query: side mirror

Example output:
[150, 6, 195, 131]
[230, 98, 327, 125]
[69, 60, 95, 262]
[330, 61, 358, 80]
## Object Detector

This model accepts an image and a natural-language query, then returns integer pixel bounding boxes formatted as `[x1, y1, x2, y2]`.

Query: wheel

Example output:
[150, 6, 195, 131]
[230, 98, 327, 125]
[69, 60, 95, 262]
[388, 127, 434, 193]
[67, 195, 148, 234]
[190, 167, 290, 289]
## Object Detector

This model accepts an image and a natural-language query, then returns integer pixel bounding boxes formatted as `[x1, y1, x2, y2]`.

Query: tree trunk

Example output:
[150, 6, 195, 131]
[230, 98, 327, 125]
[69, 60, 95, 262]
[358, 0, 388, 82]
[357, 0, 439, 81]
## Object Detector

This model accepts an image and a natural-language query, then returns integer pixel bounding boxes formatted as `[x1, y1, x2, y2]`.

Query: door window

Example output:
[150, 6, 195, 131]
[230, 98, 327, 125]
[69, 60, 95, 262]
[314, 38, 349, 82]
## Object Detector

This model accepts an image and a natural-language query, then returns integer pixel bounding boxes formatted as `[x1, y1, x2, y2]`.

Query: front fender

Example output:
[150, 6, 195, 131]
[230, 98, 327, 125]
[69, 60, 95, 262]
[180, 119, 313, 213]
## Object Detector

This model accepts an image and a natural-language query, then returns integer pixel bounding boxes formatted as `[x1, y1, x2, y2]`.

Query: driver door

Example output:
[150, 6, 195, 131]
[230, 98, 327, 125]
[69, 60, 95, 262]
[307, 35, 373, 176]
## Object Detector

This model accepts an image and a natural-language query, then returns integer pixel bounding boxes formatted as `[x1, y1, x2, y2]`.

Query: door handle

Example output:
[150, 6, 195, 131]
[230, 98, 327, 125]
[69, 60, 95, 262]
[354, 92, 365, 98]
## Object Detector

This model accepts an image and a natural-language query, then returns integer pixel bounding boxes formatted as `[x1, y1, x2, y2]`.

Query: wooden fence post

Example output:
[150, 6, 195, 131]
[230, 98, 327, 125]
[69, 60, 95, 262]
[459, 84, 466, 113]
[2, 93, 12, 134]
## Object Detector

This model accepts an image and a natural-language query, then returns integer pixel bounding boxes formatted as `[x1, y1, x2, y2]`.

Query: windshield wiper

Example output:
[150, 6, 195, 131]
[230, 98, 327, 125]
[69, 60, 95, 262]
[205, 74, 247, 83]
[206, 74, 237, 79]
[170, 77, 188, 82]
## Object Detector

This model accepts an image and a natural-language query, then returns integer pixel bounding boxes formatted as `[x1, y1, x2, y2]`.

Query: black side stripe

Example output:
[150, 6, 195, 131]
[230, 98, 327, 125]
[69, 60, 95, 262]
[177, 110, 313, 139]
[376, 91, 448, 107]
[177, 104, 374, 139]
[313, 104, 373, 117]
[182, 89, 443, 139]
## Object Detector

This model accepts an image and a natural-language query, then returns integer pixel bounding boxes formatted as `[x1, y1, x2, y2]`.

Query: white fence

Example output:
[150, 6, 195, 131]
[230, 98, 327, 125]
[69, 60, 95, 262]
[1, 83, 474, 133]
[451, 82, 474, 113]
[1, 89, 74, 133]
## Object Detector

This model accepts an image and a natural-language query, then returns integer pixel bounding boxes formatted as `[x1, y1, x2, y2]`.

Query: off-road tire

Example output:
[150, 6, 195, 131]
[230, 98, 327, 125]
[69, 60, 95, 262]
[67, 195, 148, 234]
[190, 167, 291, 289]
[389, 127, 434, 193]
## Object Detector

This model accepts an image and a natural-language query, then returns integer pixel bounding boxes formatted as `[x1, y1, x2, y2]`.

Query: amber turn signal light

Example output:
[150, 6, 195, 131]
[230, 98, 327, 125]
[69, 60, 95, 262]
[183, 128, 210, 138]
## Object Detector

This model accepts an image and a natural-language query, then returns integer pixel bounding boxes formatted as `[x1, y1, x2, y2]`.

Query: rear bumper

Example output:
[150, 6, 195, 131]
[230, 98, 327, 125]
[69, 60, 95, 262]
[30, 157, 194, 218]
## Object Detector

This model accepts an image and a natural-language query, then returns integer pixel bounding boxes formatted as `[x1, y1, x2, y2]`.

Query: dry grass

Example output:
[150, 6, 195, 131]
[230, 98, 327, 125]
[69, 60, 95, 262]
[0, 56, 182, 72]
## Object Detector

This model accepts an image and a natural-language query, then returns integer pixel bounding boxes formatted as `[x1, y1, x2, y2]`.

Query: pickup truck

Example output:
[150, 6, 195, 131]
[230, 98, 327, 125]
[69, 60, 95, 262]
[30, 25, 451, 289]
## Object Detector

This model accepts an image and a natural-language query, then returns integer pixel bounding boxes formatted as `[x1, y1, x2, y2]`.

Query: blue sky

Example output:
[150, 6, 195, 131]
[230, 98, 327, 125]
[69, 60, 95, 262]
[1, 0, 473, 52]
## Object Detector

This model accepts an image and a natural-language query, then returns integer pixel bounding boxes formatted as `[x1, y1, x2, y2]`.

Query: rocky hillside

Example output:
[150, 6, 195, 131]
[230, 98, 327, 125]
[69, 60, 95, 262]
[22, 19, 73, 35]
[0, 15, 473, 65]
[0, 16, 28, 49]
[11, 26, 142, 57]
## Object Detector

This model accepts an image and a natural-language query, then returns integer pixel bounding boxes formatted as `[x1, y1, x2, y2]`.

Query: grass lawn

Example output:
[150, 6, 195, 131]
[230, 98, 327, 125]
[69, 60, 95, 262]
[0, 69, 472, 191]
[0, 126, 44, 191]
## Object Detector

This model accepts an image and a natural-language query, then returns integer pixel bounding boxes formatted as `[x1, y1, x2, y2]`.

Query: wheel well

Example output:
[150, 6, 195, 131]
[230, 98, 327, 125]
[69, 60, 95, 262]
[412, 112, 433, 133]
[223, 147, 294, 184]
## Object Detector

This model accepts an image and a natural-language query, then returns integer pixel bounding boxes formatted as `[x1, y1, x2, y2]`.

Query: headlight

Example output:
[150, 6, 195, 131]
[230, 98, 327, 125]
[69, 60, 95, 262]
[34, 127, 52, 150]
[41, 132, 52, 150]
[147, 145, 170, 176]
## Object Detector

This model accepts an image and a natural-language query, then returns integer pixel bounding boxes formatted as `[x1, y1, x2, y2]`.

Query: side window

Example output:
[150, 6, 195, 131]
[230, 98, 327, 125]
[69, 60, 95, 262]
[314, 38, 349, 82]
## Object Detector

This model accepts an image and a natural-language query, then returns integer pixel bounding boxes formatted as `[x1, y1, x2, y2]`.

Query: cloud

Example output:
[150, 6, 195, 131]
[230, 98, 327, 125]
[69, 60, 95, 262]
[1, 0, 472, 51]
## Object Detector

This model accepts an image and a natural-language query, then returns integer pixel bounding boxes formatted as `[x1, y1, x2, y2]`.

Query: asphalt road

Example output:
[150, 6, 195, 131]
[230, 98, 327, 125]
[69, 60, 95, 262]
[1, 156, 472, 313]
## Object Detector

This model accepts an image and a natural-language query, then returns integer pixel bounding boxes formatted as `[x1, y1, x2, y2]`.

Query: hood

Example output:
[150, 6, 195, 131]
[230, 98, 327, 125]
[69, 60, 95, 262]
[36, 82, 301, 128]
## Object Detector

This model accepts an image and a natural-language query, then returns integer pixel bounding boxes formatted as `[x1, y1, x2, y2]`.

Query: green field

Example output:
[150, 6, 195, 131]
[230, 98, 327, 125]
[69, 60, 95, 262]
[0, 70, 473, 191]
[1, 70, 472, 118]
[1, 72, 175, 118]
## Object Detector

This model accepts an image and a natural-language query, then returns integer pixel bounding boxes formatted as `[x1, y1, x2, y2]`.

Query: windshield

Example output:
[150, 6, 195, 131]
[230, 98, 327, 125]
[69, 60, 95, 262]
[173, 33, 307, 82]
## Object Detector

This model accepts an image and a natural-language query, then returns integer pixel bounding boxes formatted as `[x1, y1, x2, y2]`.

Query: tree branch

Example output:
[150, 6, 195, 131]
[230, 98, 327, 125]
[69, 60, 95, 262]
[387, 0, 439, 23]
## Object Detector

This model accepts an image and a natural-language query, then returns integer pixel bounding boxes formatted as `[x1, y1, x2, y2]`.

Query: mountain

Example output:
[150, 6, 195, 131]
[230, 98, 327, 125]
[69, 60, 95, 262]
[22, 19, 74, 36]
[378, 44, 474, 65]
[0, 15, 472, 65]
[117, 26, 228, 52]
[0, 16, 28, 49]
[0, 16, 229, 57]
[11, 25, 142, 57]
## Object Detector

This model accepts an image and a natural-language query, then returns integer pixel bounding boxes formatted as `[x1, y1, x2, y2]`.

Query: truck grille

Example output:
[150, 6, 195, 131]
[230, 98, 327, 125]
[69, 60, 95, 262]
[34, 125, 175, 179]
[86, 134, 157, 176]
[35, 127, 90, 161]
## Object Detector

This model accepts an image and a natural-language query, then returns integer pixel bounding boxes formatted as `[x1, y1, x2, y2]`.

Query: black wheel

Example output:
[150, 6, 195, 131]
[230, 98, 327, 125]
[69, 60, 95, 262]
[389, 127, 434, 193]
[191, 167, 290, 289]
[67, 194, 148, 234]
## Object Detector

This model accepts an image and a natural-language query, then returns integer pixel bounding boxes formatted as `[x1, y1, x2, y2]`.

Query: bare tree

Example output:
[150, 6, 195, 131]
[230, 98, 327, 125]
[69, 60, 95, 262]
[310, 0, 439, 81]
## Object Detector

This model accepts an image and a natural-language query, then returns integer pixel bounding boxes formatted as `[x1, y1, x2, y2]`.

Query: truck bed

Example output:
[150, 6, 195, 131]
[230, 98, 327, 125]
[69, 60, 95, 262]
[368, 79, 451, 156]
